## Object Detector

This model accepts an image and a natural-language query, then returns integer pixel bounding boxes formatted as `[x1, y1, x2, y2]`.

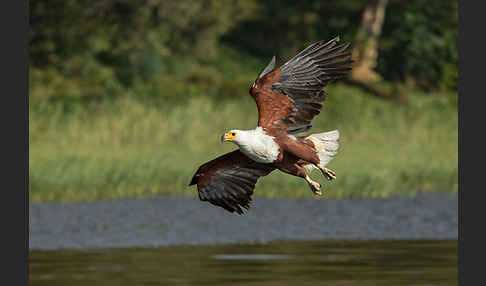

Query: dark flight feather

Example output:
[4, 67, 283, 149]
[271, 37, 353, 134]
[248, 37, 352, 134]
[190, 150, 275, 215]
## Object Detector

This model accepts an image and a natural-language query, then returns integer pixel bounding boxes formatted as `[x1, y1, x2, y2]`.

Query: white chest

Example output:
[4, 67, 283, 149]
[237, 128, 280, 163]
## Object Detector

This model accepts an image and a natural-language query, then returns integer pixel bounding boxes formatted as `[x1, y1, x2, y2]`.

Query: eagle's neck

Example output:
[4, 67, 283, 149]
[234, 127, 280, 163]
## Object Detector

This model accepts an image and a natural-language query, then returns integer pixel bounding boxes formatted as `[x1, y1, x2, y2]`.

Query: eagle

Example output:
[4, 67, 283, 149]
[189, 37, 353, 214]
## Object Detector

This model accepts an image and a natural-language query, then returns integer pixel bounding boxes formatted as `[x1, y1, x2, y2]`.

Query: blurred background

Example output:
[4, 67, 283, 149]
[29, 0, 458, 202]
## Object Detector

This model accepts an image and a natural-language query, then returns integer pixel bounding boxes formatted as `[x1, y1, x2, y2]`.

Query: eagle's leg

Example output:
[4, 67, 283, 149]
[280, 139, 336, 182]
[275, 161, 322, 196]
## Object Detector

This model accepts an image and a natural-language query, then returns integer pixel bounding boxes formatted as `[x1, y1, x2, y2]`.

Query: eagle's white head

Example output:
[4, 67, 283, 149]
[221, 129, 245, 145]
[221, 127, 280, 163]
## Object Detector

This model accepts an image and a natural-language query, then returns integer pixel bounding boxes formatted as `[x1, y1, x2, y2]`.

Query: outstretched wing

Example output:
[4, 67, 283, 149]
[250, 37, 353, 134]
[189, 150, 275, 214]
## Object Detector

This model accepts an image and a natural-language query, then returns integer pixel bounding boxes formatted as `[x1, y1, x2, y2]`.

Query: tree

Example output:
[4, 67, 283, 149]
[350, 0, 389, 84]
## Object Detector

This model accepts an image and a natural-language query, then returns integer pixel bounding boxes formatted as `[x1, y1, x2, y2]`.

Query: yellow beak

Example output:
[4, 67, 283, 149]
[221, 132, 236, 142]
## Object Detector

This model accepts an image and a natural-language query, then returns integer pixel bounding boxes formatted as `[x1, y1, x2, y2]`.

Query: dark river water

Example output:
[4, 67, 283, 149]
[30, 240, 457, 286]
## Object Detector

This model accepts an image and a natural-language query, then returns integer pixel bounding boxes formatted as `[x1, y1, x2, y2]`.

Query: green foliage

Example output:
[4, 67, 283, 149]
[30, 0, 258, 89]
[30, 0, 457, 96]
[221, 0, 364, 60]
[29, 85, 457, 202]
[222, 0, 457, 92]
[378, 0, 458, 91]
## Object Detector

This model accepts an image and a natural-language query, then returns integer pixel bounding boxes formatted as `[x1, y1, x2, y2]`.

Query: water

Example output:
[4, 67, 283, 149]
[30, 240, 457, 286]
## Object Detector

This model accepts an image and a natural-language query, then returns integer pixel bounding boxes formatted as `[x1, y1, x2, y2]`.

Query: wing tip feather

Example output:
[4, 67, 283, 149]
[258, 55, 277, 78]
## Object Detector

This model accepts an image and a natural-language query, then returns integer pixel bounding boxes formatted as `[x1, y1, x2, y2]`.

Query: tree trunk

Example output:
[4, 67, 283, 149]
[350, 0, 389, 84]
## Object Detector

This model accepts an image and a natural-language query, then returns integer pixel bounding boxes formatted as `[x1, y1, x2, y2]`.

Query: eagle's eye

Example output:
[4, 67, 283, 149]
[231, 132, 236, 136]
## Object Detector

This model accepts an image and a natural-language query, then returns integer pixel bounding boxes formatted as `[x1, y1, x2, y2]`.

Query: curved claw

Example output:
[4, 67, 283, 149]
[305, 175, 323, 195]
[320, 167, 336, 181]
[309, 181, 322, 195]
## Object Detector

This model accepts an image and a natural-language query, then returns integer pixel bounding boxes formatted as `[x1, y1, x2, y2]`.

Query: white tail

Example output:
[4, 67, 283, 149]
[306, 130, 340, 167]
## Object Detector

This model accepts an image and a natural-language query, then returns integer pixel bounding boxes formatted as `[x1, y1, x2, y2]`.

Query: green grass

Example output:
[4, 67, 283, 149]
[29, 84, 458, 202]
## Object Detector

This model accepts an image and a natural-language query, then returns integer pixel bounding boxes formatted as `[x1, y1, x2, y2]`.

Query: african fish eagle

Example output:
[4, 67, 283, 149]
[190, 37, 353, 214]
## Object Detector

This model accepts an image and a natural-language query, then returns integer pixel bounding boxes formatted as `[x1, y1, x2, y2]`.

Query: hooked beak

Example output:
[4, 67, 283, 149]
[221, 132, 235, 143]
